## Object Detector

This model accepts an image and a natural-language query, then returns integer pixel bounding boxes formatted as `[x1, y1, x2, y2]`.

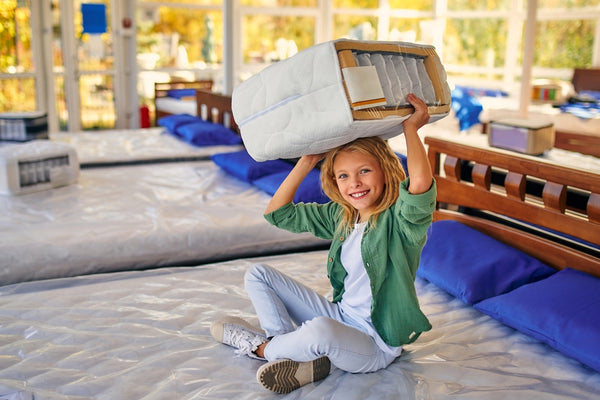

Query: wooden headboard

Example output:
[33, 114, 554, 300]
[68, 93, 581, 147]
[195, 90, 239, 134]
[571, 68, 600, 93]
[154, 80, 214, 123]
[425, 136, 600, 278]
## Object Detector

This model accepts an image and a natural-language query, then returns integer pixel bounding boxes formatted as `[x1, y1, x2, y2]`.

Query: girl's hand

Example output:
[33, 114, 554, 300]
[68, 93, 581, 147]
[403, 93, 430, 132]
[297, 153, 326, 170]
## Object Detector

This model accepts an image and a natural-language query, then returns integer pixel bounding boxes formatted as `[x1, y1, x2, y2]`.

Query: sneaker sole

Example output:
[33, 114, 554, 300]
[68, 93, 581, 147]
[256, 357, 330, 394]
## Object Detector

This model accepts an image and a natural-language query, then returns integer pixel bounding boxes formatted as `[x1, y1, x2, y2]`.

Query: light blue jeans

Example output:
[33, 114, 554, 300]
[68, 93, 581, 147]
[244, 263, 397, 373]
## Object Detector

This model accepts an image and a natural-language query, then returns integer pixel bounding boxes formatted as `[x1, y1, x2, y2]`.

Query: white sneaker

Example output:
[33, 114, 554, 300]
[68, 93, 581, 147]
[210, 316, 267, 359]
[256, 357, 331, 393]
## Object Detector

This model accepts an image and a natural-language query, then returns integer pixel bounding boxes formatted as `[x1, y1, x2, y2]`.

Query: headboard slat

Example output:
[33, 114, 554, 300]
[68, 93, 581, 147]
[443, 156, 460, 181]
[589, 193, 600, 224]
[505, 172, 526, 200]
[472, 163, 491, 190]
[542, 182, 567, 213]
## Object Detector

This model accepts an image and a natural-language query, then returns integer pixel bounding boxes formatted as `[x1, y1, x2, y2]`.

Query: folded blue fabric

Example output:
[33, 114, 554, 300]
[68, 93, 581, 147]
[418, 220, 556, 304]
[157, 114, 199, 133]
[253, 168, 330, 204]
[211, 150, 293, 183]
[175, 121, 242, 146]
[475, 268, 600, 373]
[451, 87, 483, 131]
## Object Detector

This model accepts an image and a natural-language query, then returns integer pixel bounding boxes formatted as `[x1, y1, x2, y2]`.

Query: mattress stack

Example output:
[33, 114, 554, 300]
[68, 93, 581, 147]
[233, 39, 451, 161]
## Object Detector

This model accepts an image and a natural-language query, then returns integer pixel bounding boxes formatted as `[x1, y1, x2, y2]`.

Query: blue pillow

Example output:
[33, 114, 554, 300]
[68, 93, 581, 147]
[474, 268, 600, 373]
[211, 150, 293, 183]
[157, 114, 198, 133]
[417, 220, 557, 304]
[253, 169, 330, 204]
[166, 88, 196, 99]
[175, 121, 242, 146]
[395, 152, 408, 176]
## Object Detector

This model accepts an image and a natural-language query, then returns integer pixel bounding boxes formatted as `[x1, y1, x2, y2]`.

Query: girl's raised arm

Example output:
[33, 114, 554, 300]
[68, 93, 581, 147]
[402, 93, 433, 194]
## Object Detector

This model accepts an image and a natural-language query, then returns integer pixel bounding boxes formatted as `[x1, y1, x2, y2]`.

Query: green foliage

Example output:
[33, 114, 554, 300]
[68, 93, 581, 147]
[445, 18, 508, 67]
[243, 15, 315, 61]
[535, 20, 594, 68]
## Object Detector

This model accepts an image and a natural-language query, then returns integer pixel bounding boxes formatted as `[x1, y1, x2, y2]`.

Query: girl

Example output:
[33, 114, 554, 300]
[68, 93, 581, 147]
[211, 93, 436, 393]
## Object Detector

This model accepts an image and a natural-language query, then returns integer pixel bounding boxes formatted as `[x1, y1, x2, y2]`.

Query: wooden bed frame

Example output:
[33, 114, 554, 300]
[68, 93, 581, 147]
[195, 89, 239, 133]
[426, 136, 600, 278]
[154, 79, 214, 123]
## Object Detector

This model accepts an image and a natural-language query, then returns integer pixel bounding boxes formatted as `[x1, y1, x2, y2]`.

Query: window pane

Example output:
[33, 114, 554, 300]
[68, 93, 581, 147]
[389, 18, 428, 42]
[0, 78, 36, 113]
[333, 0, 378, 9]
[333, 16, 378, 40]
[80, 74, 115, 130]
[242, 15, 315, 63]
[534, 20, 594, 68]
[0, 0, 33, 73]
[137, 7, 223, 68]
[538, 0, 600, 8]
[55, 76, 68, 130]
[51, 0, 64, 69]
[71, 0, 114, 71]
[139, 0, 221, 5]
[240, 0, 317, 6]
[448, 0, 509, 11]
[444, 18, 508, 67]
[389, 0, 433, 11]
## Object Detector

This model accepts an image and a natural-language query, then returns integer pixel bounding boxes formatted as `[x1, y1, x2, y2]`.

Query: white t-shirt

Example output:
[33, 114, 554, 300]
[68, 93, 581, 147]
[339, 220, 403, 357]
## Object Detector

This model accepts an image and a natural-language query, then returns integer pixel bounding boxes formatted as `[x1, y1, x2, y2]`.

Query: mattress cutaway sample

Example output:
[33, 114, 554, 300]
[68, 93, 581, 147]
[233, 39, 451, 161]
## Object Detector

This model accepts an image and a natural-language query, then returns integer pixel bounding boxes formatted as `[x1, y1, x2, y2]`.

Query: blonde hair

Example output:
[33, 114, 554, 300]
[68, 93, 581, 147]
[320, 136, 406, 232]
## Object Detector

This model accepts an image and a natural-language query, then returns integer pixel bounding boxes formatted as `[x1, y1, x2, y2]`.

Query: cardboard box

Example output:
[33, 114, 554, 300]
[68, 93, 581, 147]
[488, 118, 555, 155]
[0, 111, 48, 142]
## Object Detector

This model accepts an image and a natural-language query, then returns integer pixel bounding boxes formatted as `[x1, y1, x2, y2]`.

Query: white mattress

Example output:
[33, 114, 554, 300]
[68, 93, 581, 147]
[155, 97, 198, 116]
[0, 250, 598, 399]
[0, 161, 327, 286]
[50, 128, 242, 167]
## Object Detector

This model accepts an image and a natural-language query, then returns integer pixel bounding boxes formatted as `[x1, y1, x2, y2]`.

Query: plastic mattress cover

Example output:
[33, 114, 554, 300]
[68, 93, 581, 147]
[0, 161, 327, 286]
[0, 250, 598, 400]
[50, 128, 243, 167]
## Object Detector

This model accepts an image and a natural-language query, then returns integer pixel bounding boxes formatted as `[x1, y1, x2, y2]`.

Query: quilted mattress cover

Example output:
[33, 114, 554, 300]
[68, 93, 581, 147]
[1, 250, 598, 399]
[233, 39, 451, 161]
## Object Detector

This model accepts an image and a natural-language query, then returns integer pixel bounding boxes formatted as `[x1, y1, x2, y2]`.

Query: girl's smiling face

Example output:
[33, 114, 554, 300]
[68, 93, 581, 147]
[333, 150, 385, 222]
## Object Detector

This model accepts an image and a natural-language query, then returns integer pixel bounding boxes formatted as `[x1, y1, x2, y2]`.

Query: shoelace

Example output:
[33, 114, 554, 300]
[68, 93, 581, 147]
[226, 326, 264, 357]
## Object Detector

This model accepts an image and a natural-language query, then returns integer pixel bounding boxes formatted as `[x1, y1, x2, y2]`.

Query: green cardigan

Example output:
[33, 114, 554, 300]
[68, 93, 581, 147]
[264, 179, 436, 347]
